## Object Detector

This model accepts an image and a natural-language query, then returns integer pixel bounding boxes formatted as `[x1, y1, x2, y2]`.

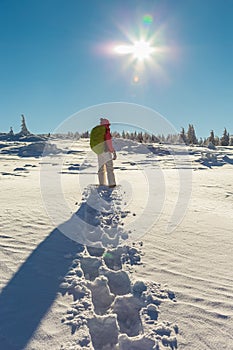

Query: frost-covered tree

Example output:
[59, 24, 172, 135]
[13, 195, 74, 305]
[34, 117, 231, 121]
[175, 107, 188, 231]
[151, 134, 159, 143]
[208, 130, 215, 145]
[136, 132, 143, 143]
[215, 136, 220, 146]
[74, 131, 80, 140]
[9, 127, 14, 136]
[220, 128, 229, 146]
[198, 137, 203, 146]
[112, 131, 120, 139]
[230, 136, 233, 146]
[187, 124, 198, 144]
[81, 131, 89, 138]
[203, 137, 207, 145]
[143, 132, 152, 143]
[125, 132, 130, 139]
[179, 127, 187, 144]
[20, 114, 30, 135]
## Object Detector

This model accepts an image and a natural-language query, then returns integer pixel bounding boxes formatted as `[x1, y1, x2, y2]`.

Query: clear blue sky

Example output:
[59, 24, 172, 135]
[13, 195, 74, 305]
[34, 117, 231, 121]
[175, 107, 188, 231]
[0, 0, 232, 138]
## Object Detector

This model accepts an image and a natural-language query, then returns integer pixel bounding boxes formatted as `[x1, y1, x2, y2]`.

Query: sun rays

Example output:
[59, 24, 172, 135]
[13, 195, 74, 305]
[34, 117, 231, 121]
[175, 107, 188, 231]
[114, 39, 156, 62]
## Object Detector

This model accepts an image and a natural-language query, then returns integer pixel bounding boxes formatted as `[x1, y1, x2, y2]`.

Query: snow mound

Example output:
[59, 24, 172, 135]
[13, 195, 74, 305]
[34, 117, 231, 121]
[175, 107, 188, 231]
[20, 142, 61, 157]
[207, 141, 216, 150]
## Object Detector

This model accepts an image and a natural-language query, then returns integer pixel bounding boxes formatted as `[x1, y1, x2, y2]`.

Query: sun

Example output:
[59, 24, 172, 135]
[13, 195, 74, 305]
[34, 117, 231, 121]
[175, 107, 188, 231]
[114, 39, 155, 62]
[132, 40, 155, 61]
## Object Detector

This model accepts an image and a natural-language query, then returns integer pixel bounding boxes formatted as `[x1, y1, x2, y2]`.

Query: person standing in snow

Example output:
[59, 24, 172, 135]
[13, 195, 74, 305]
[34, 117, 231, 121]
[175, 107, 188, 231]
[93, 118, 117, 188]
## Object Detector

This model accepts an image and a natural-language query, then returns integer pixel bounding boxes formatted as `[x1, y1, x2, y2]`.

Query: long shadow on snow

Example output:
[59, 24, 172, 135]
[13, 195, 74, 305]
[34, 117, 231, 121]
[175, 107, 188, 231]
[0, 188, 111, 350]
[0, 186, 115, 349]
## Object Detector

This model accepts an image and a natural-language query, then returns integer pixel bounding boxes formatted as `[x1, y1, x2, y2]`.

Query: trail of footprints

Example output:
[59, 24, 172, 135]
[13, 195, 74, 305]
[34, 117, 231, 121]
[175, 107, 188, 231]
[60, 187, 178, 350]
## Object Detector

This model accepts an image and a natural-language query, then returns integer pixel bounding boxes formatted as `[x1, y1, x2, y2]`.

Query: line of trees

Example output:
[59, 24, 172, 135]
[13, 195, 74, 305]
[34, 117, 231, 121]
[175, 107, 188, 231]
[60, 125, 233, 146]
[115, 125, 233, 146]
[180, 125, 233, 146]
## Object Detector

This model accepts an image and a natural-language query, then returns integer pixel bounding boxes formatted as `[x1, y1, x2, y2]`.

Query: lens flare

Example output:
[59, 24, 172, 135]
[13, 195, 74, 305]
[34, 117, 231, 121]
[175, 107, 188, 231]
[133, 75, 139, 83]
[114, 45, 133, 55]
[143, 14, 153, 24]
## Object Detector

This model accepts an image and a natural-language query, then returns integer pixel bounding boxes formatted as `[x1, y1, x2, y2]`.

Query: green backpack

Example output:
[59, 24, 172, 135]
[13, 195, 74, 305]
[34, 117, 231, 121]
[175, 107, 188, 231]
[90, 125, 106, 154]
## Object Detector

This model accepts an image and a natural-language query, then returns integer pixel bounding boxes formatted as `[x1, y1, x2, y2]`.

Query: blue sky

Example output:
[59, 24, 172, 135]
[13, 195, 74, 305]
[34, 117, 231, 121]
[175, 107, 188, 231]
[0, 0, 232, 138]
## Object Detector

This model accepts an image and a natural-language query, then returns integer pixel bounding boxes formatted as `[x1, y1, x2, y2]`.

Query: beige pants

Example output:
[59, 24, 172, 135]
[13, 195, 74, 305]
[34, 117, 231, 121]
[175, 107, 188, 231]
[97, 152, 116, 186]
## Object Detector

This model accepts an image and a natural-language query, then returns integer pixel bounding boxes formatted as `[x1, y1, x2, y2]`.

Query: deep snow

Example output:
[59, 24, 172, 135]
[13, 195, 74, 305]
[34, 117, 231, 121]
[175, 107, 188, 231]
[0, 138, 233, 349]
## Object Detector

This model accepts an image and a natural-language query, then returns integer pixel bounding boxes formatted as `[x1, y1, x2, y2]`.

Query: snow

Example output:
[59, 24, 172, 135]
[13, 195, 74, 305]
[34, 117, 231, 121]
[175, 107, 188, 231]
[0, 138, 233, 349]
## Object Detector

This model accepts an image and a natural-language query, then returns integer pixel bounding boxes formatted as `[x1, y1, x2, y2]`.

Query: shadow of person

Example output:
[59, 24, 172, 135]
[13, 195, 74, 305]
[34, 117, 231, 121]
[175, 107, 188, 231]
[0, 227, 84, 349]
[0, 185, 117, 350]
[58, 185, 120, 248]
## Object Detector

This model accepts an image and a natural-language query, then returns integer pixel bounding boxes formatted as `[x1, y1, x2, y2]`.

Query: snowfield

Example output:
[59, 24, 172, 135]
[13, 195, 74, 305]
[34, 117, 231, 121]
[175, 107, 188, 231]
[0, 138, 233, 350]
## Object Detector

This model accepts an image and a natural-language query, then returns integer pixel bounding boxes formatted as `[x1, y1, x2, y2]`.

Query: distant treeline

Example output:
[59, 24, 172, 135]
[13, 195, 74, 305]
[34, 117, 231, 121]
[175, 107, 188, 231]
[1, 115, 231, 146]
[59, 124, 233, 146]
[179, 125, 232, 146]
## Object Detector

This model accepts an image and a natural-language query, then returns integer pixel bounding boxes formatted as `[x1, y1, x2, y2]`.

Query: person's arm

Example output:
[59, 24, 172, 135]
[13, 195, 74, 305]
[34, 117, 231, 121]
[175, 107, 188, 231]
[105, 128, 117, 159]
[105, 128, 115, 153]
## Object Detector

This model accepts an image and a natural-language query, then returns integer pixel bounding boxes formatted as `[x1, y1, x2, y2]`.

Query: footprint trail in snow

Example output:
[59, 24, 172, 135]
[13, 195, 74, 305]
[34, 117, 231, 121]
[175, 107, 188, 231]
[60, 185, 178, 350]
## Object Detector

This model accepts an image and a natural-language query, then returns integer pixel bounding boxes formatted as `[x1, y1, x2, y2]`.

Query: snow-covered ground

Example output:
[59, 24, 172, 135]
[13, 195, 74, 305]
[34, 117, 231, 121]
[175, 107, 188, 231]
[0, 138, 233, 350]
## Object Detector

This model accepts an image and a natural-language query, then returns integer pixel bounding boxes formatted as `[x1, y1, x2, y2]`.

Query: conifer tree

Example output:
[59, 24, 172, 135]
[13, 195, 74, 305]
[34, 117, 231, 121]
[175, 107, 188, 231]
[208, 130, 215, 145]
[220, 128, 229, 146]
[125, 132, 130, 139]
[198, 137, 203, 146]
[179, 127, 187, 144]
[215, 136, 220, 146]
[187, 124, 198, 144]
[203, 137, 207, 145]
[151, 134, 159, 143]
[136, 132, 143, 143]
[20, 114, 30, 135]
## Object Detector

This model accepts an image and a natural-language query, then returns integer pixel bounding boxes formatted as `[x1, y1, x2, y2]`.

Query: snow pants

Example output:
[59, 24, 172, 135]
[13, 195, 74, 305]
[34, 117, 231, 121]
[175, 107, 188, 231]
[97, 152, 116, 187]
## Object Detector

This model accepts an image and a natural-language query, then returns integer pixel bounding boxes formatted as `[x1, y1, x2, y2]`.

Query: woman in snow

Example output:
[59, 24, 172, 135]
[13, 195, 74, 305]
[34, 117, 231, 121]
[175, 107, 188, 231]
[97, 118, 117, 188]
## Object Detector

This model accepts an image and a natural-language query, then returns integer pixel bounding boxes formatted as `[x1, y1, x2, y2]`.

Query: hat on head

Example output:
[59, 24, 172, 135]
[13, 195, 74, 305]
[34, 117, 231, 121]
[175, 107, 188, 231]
[100, 118, 110, 126]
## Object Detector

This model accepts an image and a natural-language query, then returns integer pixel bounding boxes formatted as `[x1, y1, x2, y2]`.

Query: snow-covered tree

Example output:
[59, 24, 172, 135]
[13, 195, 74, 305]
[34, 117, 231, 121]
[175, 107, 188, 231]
[20, 114, 30, 135]
[136, 132, 143, 143]
[151, 134, 159, 143]
[208, 130, 215, 145]
[125, 132, 130, 139]
[143, 132, 151, 143]
[179, 127, 187, 144]
[187, 124, 198, 144]
[198, 137, 203, 146]
[74, 131, 80, 140]
[81, 131, 89, 138]
[215, 136, 220, 146]
[112, 131, 120, 138]
[220, 128, 229, 146]
[9, 127, 14, 136]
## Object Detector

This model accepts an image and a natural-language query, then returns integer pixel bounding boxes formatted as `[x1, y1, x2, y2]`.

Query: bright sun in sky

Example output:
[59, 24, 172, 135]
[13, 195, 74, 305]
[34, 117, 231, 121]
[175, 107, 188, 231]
[114, 39, 155, 61]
